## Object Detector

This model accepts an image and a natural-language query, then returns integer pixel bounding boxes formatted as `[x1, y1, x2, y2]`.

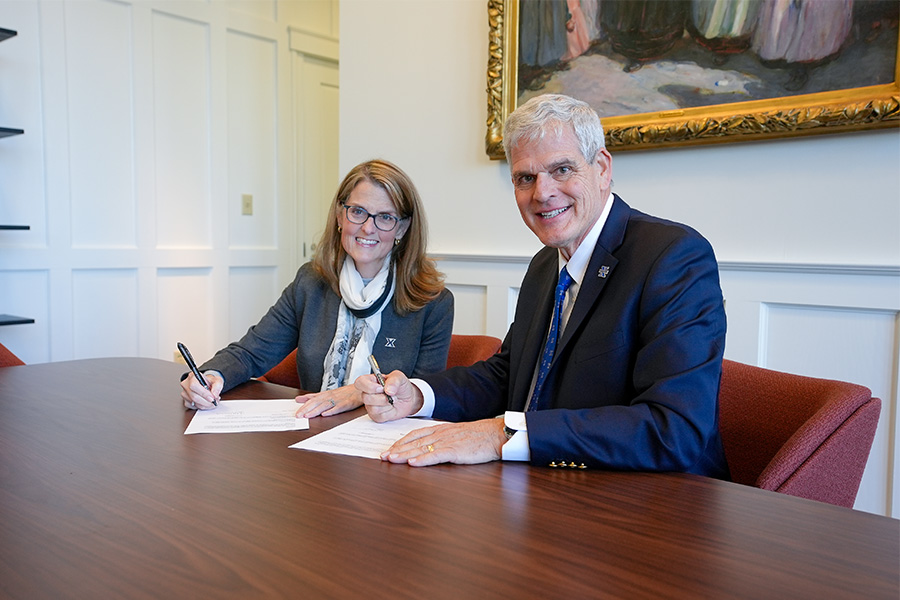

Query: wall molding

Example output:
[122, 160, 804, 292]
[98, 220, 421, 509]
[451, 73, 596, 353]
[289, 27, 338, 61]
[717, 261, 900, 277]
[433, 253, 531, 265]
[432, 253, 900, 277]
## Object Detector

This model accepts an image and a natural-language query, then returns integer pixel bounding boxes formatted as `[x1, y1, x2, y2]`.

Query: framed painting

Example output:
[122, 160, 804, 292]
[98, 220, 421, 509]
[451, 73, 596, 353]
[486, 0, 900, 158]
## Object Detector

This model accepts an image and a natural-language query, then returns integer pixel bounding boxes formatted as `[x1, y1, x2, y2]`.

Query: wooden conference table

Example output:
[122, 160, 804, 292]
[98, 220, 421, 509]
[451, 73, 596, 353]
[0, 358, 896, 599]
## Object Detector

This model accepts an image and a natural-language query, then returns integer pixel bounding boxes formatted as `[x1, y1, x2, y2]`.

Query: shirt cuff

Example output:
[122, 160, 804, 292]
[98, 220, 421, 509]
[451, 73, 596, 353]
[501, 410, 530, 461]
[408, 378, 435, 418]
[205, 370, 224, 388]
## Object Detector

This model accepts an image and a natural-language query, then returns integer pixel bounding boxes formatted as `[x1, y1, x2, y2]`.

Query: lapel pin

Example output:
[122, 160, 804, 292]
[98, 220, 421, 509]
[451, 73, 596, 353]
[598, 265, 610, 278]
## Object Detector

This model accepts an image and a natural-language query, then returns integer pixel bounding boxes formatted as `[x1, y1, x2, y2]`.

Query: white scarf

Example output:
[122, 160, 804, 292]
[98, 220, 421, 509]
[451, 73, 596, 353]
[320, 255, 395, 391]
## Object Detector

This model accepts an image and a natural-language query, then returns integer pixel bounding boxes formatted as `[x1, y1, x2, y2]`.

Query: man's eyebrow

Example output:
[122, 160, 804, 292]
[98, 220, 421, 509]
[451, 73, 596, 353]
[547, 158, 577, 170]
[512, 157, 579, 180]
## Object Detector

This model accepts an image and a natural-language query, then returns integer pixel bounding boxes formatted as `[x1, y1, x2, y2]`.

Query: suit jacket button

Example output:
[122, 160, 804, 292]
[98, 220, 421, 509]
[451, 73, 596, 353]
[568, 462, 577, 468]
[578, 463, 587, 469]
[549, 461, 558, 467]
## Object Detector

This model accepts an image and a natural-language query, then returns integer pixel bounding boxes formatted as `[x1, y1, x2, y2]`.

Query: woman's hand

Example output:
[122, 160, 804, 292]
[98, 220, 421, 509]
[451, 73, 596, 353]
[180, 371, 223, 410]
[295, 384, 363, 418]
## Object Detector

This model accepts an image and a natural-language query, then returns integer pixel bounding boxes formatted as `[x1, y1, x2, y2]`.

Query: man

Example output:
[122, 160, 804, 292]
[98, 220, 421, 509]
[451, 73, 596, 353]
[356, 94, 729, 478]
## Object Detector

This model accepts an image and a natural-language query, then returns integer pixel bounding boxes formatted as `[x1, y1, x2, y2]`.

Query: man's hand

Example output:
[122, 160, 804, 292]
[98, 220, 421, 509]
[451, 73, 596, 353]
[355, 370, 423, 422]
[381, 418, 506, 466]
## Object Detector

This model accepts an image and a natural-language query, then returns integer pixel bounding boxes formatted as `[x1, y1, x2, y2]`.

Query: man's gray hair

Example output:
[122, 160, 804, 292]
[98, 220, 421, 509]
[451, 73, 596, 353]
[503, 94, 606, 162]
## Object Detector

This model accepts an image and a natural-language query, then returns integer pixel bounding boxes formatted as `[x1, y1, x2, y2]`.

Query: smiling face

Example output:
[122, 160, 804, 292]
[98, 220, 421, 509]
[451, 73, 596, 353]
[508, 124, 612, 260]
[339, 179, 408, 279]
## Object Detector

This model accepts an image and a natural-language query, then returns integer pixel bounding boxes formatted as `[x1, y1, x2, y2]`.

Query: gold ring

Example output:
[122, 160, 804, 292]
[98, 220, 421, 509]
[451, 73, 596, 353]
[426, 444, 435, 453]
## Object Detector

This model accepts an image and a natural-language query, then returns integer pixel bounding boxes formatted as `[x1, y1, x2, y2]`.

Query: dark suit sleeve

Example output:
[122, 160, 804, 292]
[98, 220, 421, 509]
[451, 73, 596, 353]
[427, 339, 513, 422]
[526, 231, 728, 476]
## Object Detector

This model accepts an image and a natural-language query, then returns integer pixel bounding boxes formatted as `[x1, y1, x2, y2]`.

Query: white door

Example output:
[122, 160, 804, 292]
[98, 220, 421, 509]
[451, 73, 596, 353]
[293, 52, 339, 265]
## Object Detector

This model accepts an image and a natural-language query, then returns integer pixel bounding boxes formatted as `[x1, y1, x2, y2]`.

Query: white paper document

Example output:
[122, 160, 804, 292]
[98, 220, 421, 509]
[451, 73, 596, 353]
[290, 414, 447, 459]
[184, 399, 310, 434]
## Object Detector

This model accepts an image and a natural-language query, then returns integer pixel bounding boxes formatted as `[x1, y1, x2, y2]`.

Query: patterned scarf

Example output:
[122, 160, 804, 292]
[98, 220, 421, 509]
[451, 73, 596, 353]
[320, 255, 394, 391]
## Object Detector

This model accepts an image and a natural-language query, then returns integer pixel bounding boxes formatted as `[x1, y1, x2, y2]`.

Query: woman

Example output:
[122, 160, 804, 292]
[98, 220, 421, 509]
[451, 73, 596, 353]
[180, 159, 454, 417]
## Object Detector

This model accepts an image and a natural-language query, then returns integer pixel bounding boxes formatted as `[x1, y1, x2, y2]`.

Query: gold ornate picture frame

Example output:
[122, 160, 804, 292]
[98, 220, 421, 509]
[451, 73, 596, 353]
[486, 0, 900, 159]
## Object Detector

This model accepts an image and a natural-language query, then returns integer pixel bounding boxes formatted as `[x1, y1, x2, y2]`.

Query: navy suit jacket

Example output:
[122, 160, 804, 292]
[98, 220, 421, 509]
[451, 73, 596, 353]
[425, 195, 729, 478]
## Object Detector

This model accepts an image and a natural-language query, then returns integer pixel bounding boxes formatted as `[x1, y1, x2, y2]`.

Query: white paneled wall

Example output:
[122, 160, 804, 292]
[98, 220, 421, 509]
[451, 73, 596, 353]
[437, 256, 528, 340]
[0, 0, 339, 366]
[72, 269, 140, 358]
[438, 254, 900, 518]
[228, 266, 280, 341]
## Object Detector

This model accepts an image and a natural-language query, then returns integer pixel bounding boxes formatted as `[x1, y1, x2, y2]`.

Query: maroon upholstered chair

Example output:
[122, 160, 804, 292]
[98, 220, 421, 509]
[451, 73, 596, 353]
[259, 348, 302, 389]
[446, 334, 502, 369]
[718, 359, 880, 508]
[260, 334, 504, 389]
[0, 342, 25, 367]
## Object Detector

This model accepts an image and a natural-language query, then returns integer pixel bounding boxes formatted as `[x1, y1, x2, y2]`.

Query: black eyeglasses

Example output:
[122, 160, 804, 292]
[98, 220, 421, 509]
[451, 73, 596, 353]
[342, 204, 408, 232]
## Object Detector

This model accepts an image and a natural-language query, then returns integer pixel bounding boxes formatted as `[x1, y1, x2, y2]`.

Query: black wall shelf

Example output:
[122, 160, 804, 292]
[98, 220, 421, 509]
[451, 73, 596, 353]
[0, 315, 35, 327]
[0, 125, 26, 229]
[1, 26, 32, 328]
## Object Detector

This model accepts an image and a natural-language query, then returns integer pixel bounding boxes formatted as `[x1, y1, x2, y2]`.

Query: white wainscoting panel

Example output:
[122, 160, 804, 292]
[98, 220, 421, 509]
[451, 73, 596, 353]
[157, 268, 214, 364]
[152, 11, 212, 249]
[230, 0, 276, 21]
[228, 266, 279, 341]
[444, 283, 489, 335]
[66, 0, 136, 249]
[72, 269, 139, 358]
[226, 30, 278, 250]
[434, 255, 529, 341]
[434, 254, 900, 517]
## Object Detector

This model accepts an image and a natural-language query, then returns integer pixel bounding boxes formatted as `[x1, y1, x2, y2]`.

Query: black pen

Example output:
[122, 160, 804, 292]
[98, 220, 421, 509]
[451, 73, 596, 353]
[367, 355, 394, 406]
[177, 342, 217, 406]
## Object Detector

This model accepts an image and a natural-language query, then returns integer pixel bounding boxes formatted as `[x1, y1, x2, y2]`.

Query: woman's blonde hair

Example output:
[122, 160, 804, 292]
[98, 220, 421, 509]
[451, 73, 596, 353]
[311, 159, 445, 314]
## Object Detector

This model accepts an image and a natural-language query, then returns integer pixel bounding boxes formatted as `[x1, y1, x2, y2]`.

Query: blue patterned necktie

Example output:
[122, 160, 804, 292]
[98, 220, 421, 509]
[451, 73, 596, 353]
[528, 267, 573, 412]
